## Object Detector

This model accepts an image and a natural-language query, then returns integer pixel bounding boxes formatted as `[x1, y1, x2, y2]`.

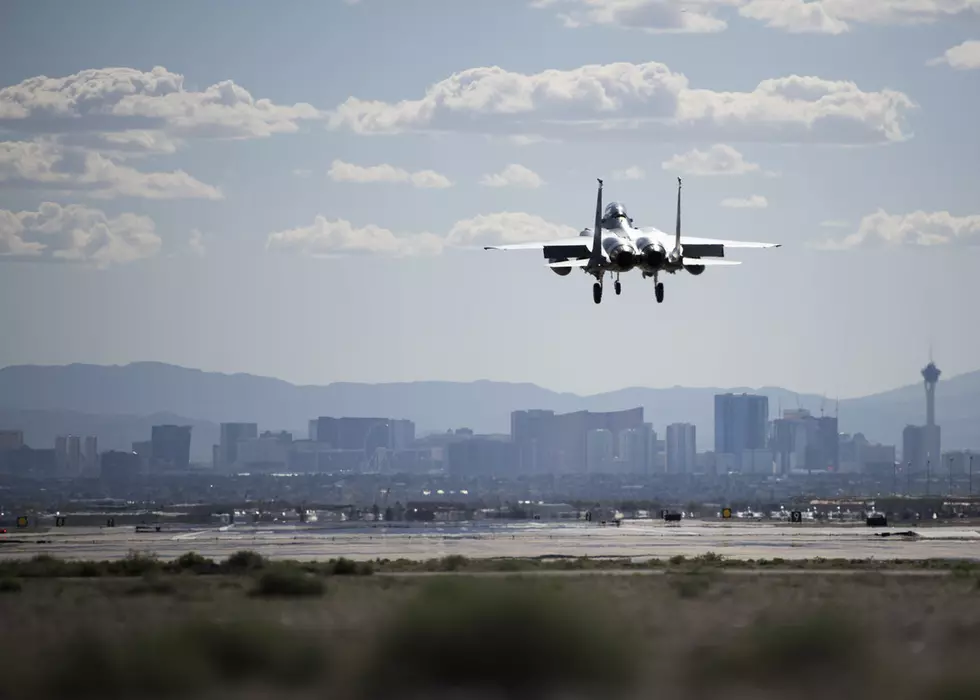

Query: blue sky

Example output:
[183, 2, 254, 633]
[1, 0, 978, 399]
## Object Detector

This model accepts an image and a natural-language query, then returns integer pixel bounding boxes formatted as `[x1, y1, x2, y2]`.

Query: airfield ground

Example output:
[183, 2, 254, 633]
[3, 518, 980, 563]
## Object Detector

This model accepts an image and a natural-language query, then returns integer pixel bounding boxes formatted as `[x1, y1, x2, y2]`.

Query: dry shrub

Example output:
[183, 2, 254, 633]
[357, 577, 639, 699]
[4, 619, 332, 699]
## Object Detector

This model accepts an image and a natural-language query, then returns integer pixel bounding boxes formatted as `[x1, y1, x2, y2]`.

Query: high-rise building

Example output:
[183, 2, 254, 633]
[771, 410, 838, 474]
[55, 436, 68, 472]
[617, 424, 655, 474]
[0, 430, 24, 451]
[66, 436, 82, 475]
[714, 393, 769, 469]
[586, 429, 614, 473]
[666, 423, 697, 474]
[219, 423, 258, 470]
[83, 436, 98, 474]
[509, 407, 645, 475]
[151, 425, 192, 469]
[309, 417, 414, 454]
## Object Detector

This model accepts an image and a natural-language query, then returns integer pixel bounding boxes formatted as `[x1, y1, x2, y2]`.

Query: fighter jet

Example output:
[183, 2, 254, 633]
[484, 177, 780, 304]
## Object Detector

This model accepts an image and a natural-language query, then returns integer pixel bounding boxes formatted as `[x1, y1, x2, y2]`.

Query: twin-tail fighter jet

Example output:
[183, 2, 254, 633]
[484, 177, 780, 304]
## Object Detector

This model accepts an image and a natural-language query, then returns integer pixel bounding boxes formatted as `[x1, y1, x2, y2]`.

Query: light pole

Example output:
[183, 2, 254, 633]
[926, 459, 931, 497]
[948, 456, 954, 497]
[893, 461, 897, 496]
[907, 461, 911, 496]
[970, 454, 974, 498]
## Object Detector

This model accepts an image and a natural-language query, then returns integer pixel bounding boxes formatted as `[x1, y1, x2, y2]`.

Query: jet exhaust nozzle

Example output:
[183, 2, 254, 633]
[610, 245, 636, 269]
[641, 244, 666, 269]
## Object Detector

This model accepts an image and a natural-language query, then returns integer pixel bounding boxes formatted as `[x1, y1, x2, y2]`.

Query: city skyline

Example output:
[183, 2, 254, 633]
[1, 2, 979, 399]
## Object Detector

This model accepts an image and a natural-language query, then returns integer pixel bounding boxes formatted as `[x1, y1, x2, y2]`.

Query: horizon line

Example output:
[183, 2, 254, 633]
[1, 359, 974, 402]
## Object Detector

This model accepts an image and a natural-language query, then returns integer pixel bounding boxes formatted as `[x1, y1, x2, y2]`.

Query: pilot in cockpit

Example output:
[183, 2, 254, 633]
[603, 202, 632, 227]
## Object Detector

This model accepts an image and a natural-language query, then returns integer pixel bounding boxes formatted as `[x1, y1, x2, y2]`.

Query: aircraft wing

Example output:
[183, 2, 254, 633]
[547, 259, 591, 268]
[483, 237, 592, 251]
[636, 226, 780, 252]
[682, 235, 780, 249]
[684, 258, 741, 266]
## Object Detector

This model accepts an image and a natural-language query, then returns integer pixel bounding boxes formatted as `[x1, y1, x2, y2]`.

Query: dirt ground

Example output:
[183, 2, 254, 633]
[2, 566, 980, 699]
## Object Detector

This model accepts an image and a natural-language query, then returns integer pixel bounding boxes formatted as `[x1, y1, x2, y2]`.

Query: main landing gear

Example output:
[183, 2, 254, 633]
[614, 273, 622, 296]
[593, 281, 602, 304]
[653, 272, 664, 304]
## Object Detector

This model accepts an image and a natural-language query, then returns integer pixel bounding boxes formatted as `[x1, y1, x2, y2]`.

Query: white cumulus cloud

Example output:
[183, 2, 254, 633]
[612, 166, 646, 180]
[662, 144, 761, 175]
[266, 217, 444, 257]
[814, 209, 980, 249]
[480, 164, 544, 188]
[0, 66, 322, 142]
[0, 202, 161, 266]
[327, 61, 915, 144]
[266, 211, 578, 257]
[532, 0, 980, 34]
[0, 139, 222, 200]
[187, 229, 207, 258]
[447, 212, 577, 247]
[530, 0, 738, 34]
[927, 39, 980, 69]
[328, 159, 452, 188]
[721, 194, 768, 208]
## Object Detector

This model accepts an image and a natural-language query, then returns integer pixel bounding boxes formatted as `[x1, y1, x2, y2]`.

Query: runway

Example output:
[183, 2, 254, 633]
[3, 519, 980, 562]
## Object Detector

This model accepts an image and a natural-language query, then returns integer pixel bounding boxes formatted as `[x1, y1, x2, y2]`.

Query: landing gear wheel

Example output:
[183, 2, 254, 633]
[614, 281, 622, 296]
[655, 283, 664, 304]
[593, 282, 602, 304]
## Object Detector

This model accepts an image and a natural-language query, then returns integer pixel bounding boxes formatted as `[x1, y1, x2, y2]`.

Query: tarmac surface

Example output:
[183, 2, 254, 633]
[3, 518, 980, 562]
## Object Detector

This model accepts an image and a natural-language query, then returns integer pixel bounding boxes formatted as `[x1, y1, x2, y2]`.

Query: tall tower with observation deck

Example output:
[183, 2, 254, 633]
[922, 360, 941, 428]
[921, 359, 942, 472]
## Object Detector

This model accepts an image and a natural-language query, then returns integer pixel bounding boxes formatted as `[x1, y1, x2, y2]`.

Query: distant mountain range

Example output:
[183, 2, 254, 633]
[1, 361, 978, 461]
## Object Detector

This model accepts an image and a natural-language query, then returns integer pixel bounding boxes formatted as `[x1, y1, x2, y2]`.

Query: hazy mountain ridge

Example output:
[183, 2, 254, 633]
[1, 362, 978, 453]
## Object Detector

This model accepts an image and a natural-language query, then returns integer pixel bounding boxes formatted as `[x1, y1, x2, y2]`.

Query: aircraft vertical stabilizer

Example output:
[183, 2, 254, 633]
[590, 179, 604, 267]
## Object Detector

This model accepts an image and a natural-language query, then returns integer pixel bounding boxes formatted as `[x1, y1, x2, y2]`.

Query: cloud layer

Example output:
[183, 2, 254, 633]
[0, 202, 161, 266]
[0, 66, 321, 144]
[721, 194, 768, 208]
[327, 61, 915, 144]
[927, 40, 980, 70]
[480, 164, 544, 188]
[816, 209, 980, 249]
[662, 144, 761, 175]
[328, 159, 452, 188]
[266, 211, 578, 257]
[532, 0, 980, 35]
[0, 139, 222, 199]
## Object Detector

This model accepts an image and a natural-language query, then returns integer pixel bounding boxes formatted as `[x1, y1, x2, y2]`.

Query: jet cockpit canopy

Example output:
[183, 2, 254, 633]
[604, 202, 628, 220]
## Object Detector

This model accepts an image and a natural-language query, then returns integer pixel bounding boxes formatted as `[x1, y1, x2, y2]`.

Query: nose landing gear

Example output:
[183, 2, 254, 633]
[655, 283, 664, 303]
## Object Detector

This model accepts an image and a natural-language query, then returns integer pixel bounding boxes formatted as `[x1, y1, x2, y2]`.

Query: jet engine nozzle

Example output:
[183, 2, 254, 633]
[609, 245, 636, 269]
[641, 243, 666, 269]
